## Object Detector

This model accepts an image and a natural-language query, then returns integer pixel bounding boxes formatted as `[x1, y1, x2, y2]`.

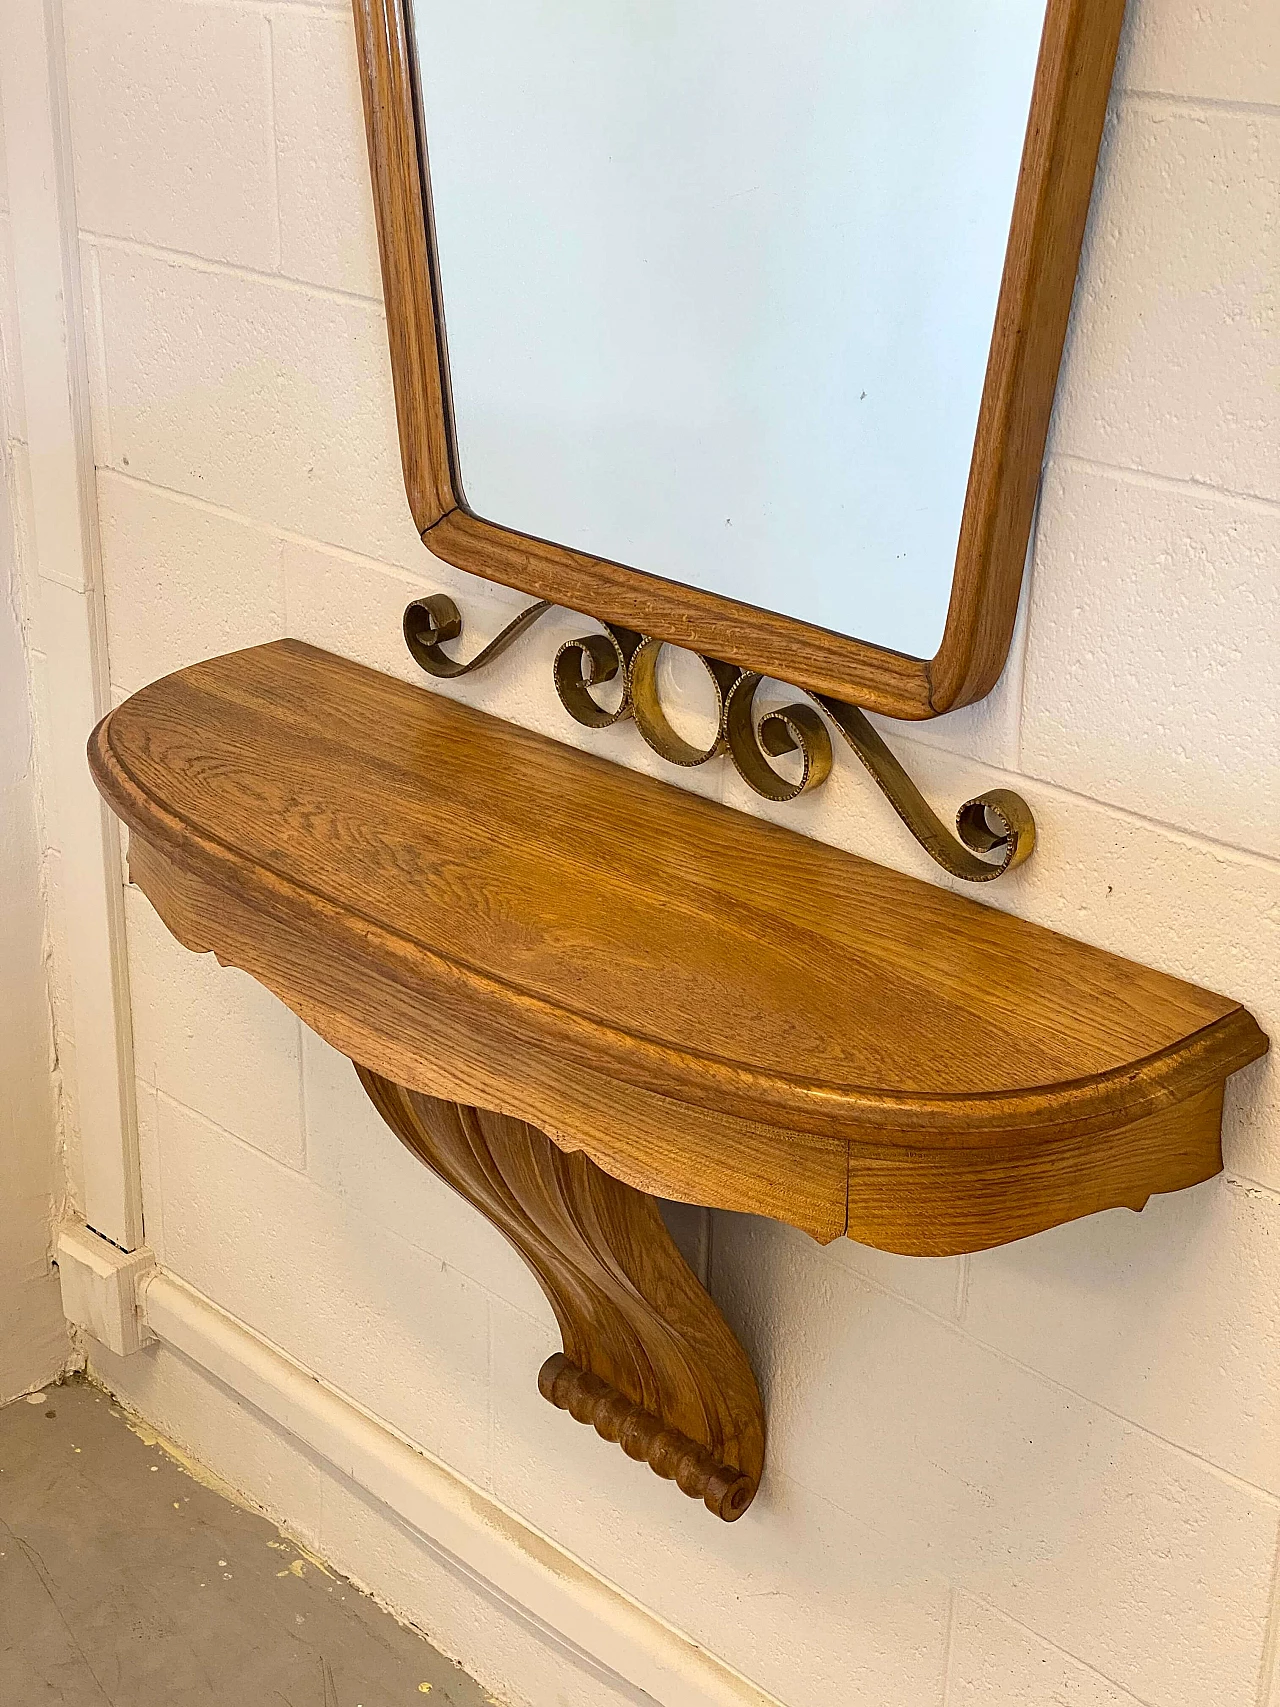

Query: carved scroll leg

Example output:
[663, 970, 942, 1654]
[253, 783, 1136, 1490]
[356, 1069, 765, 1521]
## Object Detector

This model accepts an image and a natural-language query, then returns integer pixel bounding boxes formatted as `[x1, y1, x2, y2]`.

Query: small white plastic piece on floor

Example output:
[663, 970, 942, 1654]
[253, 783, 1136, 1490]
[56, 1223, 156, 1357]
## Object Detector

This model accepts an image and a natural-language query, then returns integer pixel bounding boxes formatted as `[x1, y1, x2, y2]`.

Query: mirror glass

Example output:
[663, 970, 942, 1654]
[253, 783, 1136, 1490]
[413, 0, 1047, 660]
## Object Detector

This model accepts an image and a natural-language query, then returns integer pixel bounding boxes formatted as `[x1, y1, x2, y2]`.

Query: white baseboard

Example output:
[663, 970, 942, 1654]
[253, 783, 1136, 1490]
[94, 1266, 781, 1707]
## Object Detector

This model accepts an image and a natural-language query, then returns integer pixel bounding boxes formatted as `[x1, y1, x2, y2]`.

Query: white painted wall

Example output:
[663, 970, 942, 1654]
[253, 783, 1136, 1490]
[0, 84, 72, 1403]
[31, 0, 1280, 1701]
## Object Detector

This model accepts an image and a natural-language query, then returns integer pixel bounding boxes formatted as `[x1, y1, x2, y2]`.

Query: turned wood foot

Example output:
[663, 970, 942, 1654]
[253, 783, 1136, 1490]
[356, 1068, 765, 1521]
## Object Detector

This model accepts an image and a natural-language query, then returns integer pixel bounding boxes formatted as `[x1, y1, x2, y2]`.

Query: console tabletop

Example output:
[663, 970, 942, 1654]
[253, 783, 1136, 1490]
[89, 641, 1266, 1520]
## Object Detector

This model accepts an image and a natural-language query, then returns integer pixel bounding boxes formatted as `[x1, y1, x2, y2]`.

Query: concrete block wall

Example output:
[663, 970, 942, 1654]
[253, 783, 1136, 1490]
[40, 0, 1280, 1700]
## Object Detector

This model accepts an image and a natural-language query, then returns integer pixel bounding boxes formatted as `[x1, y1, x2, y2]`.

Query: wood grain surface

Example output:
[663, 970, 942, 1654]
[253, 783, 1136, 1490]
[354, 0, 1127, 717]
[89, 642, 1267, 1257]
[353, 0, 455, 528]
[359, 1074, 765, 1519]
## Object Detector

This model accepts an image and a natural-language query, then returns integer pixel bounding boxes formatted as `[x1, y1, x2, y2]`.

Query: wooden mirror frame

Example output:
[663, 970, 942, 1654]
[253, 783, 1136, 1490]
[353, 0, 1126, 720]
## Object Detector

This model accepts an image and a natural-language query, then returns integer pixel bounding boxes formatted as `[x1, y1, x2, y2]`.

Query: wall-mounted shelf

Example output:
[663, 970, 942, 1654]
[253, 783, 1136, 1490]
[89, 642, 1267, 1520]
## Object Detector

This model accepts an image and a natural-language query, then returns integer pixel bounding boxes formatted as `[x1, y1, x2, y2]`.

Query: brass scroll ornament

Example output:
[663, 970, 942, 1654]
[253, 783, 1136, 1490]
[404, 595, 1035, 882]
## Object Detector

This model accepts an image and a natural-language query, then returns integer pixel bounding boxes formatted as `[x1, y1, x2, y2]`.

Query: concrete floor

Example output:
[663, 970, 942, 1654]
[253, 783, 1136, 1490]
[0, 1376, 495, 1706]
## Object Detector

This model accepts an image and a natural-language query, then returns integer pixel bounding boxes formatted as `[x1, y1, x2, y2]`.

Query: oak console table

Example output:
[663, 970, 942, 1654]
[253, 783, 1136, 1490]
[90, 641, 1267, 1521]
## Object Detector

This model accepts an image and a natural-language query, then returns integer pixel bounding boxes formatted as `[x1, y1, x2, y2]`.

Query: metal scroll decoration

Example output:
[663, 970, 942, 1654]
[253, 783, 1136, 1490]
[403, 595, 1035, 882]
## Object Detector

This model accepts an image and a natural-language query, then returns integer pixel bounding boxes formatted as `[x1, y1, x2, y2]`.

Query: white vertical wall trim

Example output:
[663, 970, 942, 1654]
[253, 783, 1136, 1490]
[0, 0, 142, 1249]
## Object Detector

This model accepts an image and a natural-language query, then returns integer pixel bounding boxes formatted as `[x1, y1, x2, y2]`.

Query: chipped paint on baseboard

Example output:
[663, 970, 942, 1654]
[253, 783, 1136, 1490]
[93, 1372, 333, 1578]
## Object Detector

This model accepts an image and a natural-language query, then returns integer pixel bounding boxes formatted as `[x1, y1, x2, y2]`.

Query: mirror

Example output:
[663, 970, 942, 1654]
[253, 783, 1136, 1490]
[418, 1, 1044, 662]
[356, 0, 1124, 715]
